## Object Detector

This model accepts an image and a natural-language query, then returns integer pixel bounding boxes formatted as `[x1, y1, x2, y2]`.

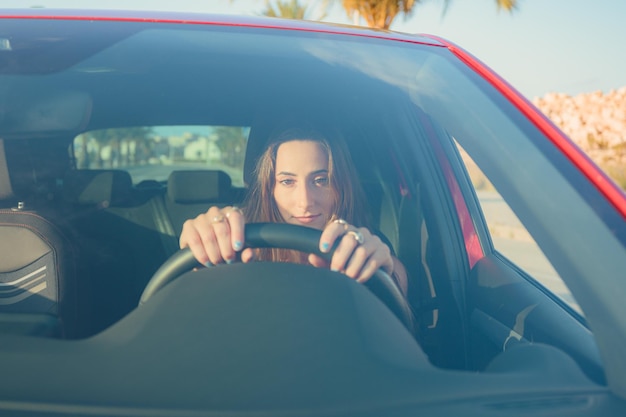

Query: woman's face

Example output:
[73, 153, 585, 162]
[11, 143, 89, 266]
[273, 140, 334, 230]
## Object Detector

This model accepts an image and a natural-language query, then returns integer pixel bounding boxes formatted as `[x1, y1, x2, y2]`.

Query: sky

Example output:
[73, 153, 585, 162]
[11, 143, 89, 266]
[5, 0, 626, 99]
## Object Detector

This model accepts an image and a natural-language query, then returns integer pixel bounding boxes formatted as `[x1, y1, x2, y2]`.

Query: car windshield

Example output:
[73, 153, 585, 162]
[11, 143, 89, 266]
[1, 16, 625, 400]
[2, 17, 618, 317]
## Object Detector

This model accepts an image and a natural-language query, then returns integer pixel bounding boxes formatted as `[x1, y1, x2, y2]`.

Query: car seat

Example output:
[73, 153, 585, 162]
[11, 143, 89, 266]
[61, 169, 148, 336]
[0, 140, 78, 338]
[164, 170, 236, 238]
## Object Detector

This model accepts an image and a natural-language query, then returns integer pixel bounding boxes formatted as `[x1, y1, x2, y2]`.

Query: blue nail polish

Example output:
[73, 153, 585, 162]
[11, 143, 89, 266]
[226, 259, 233, 265]
[321, 242, 329, 252]
[331, 267, 339, 272]
[203, 261, 213, 268]
[234, 241, 243, 250]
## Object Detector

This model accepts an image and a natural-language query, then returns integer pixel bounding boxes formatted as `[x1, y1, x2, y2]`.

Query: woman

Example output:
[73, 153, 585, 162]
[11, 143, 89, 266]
[180, 127, 407, 294]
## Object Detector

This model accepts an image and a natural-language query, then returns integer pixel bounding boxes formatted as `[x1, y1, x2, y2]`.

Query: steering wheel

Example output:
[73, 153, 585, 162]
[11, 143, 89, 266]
[140, 223, 414, 331]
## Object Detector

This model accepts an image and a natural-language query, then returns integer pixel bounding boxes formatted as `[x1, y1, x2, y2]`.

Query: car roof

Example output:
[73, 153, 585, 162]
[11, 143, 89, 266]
[0, 7, 445, 47]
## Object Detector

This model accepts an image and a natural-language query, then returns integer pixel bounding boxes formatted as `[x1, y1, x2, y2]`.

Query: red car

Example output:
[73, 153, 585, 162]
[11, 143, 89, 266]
[0, 8, 625, 416]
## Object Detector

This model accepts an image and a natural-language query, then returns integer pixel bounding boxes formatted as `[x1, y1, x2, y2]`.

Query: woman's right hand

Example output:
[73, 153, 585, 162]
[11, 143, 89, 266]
[179, 206, 254, 266]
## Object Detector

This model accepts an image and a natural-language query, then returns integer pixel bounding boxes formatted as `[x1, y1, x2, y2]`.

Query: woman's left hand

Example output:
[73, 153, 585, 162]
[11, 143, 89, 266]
[308, 219, 394, 283]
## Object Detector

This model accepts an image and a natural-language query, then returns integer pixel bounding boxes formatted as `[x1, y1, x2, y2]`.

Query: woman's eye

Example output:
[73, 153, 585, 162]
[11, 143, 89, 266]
[314, 177, 329, 186]
[279, 178, 295, 186]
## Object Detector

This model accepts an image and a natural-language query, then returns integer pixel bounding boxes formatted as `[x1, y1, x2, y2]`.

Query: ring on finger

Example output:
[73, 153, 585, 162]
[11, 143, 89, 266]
[333, 218, 349, 231]
[225, 206, 244, 218]
[211, 214, 225, 224]
[347, 230, 364, 245]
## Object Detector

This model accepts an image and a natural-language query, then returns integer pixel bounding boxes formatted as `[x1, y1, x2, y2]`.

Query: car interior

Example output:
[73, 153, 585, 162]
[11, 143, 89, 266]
[0, 112, 604, 384]
[0, 109, 461, 357]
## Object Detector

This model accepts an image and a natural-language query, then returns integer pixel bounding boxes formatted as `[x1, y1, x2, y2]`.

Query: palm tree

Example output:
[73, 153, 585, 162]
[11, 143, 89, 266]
[261, 0, 328, 20]
[341, 0, 416, 29]
[214, 126, 248, 168]
[233, 0, 519, 29]
[80, 127, 154, 168]
[341, 0, 519, 30]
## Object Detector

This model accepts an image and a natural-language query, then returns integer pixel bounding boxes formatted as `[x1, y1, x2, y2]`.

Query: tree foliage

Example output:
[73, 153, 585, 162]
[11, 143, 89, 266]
[238, 0, 520, 31]
[74, 127, 155, 169]
[261, 0, 328, 20]
[341, 0, 416, 29]
[214, 126, 249, 168]
[341, 0, 519, 29]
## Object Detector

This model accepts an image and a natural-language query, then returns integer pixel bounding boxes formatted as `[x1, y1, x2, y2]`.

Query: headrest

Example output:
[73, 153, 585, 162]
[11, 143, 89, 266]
[167, 170, 232, 204]
[63, 170, 133, 207]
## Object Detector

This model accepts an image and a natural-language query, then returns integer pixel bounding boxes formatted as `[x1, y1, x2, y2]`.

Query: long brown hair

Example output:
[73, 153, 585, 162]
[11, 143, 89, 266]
[243, 126, 369, 263]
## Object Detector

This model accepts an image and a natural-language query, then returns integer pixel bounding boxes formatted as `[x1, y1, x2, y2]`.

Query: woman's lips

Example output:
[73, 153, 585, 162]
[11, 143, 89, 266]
[292, 214, 321, 225]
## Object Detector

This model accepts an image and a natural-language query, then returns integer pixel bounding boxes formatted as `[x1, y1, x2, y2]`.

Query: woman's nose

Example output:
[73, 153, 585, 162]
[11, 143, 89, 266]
[295, 183, 314, 209]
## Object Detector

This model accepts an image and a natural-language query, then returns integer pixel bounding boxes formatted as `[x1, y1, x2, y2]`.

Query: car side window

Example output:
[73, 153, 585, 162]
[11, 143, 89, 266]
[456, 143, 582, 314]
